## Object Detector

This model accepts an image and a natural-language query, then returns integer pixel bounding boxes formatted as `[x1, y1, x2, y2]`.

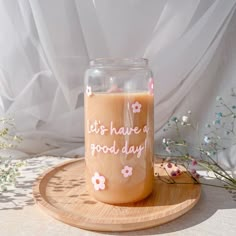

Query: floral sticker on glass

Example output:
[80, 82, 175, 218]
[131, 101, 142, 113]
[91, 172, 106, 191]
[86, 86, 93, 97]
[121, 166, 133, 178]
[148, 78, 154, 95]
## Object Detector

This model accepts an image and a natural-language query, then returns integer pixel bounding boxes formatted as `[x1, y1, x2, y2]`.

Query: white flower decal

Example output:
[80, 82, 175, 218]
[131, 101, 142, 113]
[86, 86, 92, 97]
[121, 166, 133, 178]
[91, 172, 105, 191]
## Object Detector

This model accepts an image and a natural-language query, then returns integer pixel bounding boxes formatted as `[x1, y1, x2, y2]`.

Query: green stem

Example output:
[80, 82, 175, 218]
[203, 152, 235, 181]
[214, 174, 236, 188]
[221, 102, 234, 114]
[196, 160, 235, 184]
[171, 143, 235, 182]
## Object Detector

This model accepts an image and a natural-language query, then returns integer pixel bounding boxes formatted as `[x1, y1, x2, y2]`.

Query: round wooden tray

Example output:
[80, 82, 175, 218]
[33, 158, 201, 232]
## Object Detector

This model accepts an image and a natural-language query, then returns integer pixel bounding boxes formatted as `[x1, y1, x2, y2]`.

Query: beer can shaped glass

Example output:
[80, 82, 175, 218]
[84, 58, 154, 204]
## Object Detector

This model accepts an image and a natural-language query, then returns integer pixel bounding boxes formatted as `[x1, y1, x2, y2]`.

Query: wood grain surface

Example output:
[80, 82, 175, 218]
[33, 158, 201, 232]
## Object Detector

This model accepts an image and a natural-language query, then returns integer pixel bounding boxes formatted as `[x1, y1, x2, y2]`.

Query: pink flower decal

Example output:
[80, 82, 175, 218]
[131, 101, 142, 113]
[91, 172, 105, 191]
[86, 86, 92, 97]
[148, 78, 154, 95]
[121, 166, 133, 178]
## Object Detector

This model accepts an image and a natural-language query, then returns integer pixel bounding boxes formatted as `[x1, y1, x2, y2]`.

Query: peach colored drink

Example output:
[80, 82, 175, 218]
[85, 92, 154, 204]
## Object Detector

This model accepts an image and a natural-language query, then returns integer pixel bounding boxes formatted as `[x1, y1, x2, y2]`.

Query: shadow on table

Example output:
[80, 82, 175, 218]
[0, 157, 68, 211]
[102, 178, 236, 235]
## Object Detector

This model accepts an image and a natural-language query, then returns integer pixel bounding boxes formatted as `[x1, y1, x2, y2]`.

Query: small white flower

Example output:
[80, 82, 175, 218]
[204, 136, 211, 144]
[182, 116, 189, 123]
[91, 172, 105, 191]
[162, 138, 166, 144]
[216, 96, 222, 101]
[121, 166, 133, 178]
[206, 151, 211, 156]
[131, 101, 142, 113]
[86, 86, 92, 97]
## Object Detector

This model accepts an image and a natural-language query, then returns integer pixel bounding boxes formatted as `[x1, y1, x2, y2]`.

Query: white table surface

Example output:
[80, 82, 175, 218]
[1, 156, 236, 236]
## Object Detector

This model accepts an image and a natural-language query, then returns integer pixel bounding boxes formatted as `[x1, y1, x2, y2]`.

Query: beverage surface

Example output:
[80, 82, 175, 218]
[85, 92, 154, 204]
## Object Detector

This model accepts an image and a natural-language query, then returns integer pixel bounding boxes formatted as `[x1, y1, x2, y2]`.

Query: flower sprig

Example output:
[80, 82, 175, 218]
[0, 117, 24, 191]
[0, 160, 25, 191]
[159, 92, 236, 190]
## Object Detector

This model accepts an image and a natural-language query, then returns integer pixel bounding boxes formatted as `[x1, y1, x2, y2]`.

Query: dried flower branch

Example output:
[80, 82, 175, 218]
[0, 117, 24, 191]
[159, 91, 236, 190]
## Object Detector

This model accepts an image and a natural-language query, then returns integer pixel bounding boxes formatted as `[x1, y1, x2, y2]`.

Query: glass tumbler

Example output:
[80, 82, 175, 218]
[84, 58, 154, 204]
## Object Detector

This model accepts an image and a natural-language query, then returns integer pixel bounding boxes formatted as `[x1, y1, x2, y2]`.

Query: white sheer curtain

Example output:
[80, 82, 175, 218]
[0, 0, 236, 167]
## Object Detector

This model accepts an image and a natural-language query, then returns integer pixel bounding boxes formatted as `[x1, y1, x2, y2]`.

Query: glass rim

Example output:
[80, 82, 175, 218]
[89, 57, 148, 68]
